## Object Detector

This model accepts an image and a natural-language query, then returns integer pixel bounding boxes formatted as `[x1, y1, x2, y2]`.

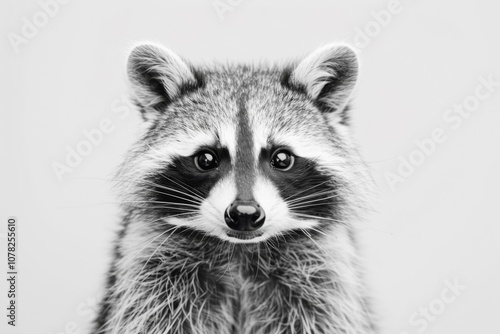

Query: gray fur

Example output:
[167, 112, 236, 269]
[95, 43, 377, 334]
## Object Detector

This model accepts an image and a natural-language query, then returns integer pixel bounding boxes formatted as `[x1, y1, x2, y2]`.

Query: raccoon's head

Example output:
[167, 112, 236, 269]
[118, 42, 370, 244]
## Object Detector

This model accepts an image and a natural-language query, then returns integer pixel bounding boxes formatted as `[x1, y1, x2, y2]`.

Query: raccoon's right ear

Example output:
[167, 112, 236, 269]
[285, 43, 359, 125]
[127, 43, 202, 121]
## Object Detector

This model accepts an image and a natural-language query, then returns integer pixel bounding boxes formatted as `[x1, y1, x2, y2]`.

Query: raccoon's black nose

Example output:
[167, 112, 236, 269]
[225, 200, 265, 231]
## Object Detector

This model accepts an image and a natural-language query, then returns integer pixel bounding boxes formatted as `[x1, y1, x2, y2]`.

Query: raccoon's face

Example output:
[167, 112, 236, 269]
[120, 43, 366, 244]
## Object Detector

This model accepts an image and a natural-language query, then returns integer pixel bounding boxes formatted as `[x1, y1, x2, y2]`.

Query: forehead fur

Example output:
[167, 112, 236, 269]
[151, 64, 334, 145]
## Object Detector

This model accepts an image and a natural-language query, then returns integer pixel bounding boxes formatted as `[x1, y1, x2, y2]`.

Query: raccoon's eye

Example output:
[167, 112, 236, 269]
[194, 151, 219, 171]
[271, 150, 295, 171]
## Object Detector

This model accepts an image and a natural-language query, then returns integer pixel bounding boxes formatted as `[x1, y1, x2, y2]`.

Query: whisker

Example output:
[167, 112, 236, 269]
[286, 190, 337, 205]
[158, 172, 204, 198]
[118, 200, 201, 209]
[119, 205, 200, 213]
[300, 225, 328, 238]
[288, 193, 344, 207]
[288, 202, 334, 210]
[287, 179, 375, 207]
[71, 176, 205, 205]
[136, 184, 204, 205]
[126, 223, 180, 263]
[292, 213, 343, 223]
[283, 179, 332, 201]
[118, 176, 205, 204]
[151, 174, 223, 220]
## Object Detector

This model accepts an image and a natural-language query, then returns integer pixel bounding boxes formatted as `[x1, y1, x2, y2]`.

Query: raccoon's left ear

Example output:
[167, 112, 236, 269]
[286, 43, 359, 125]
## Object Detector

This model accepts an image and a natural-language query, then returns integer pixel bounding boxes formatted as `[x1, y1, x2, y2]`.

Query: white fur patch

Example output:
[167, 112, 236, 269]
[153, 131, 215, 159]
[252, 175, 319, 234]
[216, 123, 238, 164]
[273, 131, 347, 172]
[185, 174, 238, 238]
[172, 170, 319, 244]
[251, 122, 269, 163]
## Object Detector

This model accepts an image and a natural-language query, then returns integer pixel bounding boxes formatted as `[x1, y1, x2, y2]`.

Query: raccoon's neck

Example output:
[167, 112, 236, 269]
[98, 221, 375, 334]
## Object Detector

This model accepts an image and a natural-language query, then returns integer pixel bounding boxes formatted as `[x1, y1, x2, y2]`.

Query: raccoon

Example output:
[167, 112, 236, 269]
[94, 42, 376, 334]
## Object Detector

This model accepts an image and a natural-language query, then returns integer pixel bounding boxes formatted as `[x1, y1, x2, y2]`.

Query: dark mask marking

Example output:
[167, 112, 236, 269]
[260, 147, 342, 227]
[140, 148, 231, 220]
[234, 96, 256, 201]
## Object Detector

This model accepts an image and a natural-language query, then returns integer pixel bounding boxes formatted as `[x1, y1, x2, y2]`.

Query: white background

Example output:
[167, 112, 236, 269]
[1, 1, 499, 333]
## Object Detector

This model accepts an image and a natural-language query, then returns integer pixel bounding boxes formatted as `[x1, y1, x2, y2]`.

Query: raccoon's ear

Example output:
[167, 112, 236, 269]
[127, 43, 201, 121]
[287, 43, 359, 125]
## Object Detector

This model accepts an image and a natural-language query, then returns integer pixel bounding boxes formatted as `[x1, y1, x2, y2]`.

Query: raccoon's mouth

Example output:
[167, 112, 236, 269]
[226, 230, 263, 241]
